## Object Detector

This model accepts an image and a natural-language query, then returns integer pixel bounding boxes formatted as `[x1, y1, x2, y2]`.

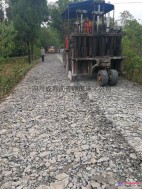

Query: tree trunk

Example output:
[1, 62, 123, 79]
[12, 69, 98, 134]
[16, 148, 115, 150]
[31, 41, 34, 61]
[27, 41, 31, 64]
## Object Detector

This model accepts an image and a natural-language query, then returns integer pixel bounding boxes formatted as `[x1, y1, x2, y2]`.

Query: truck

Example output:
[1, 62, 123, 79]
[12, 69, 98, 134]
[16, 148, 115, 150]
[62, 0, 124, 86]
[48, 46, 56, 53]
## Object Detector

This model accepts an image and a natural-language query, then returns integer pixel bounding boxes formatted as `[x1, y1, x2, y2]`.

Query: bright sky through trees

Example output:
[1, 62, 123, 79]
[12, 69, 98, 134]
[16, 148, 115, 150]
[111, 0, 142, 21]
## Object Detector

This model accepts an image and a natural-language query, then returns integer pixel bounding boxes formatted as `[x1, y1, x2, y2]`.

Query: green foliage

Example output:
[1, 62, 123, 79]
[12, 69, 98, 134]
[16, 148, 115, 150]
[40, 27, 62, 49]
[0, 57, 37, 101]
[48, 0, 70, 40]
[10, 0, 48, 63]
[119, 11, 134, 27]
[0, 21, 16, 61]
[11, 38, 28, 57]
[122, 12, 142, 83]
[0, 9, 4, 21]
[0, 1, 4, 21]
[11, 0, 47, 41]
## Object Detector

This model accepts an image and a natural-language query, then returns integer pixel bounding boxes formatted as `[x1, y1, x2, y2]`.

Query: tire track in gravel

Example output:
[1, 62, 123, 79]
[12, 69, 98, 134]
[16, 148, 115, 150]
[76, 89, 142, 180]
[57, 53, 142, 184]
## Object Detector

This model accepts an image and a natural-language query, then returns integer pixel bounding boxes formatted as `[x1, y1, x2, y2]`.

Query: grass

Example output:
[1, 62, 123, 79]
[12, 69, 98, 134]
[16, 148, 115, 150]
[0, 57, 38, 102]
[123, 60, 142, 84]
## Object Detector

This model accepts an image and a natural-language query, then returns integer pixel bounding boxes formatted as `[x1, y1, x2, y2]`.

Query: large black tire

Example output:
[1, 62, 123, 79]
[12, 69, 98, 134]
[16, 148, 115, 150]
[71, 75, 77, 82]
[108, 69, 118, 86]
[97, 70, 108, 86]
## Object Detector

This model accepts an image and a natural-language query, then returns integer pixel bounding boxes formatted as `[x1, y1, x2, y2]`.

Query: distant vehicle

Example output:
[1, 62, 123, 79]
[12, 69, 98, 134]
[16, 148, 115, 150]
[60, 48, 64, 53]
[48, 46, 56, 53]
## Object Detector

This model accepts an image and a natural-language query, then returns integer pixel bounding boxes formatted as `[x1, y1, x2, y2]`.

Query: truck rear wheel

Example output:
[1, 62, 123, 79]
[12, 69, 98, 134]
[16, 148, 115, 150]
[97, 70, 108, 86]
[108, 69, 118, 86]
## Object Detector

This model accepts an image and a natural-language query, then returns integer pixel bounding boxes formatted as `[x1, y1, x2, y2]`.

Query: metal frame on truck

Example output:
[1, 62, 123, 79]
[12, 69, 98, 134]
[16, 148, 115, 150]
[62, 0, 124, 86]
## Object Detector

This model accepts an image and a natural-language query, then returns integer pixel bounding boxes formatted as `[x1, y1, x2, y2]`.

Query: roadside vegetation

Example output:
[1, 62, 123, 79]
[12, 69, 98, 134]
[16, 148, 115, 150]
[0, 0, 48, 100]
[119, 11, 142, 84]
[0, 58, 38, 101]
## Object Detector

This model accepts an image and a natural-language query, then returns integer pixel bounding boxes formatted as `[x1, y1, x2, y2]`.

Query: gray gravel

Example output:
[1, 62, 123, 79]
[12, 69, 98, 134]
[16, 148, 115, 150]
[0, 54, 142, 189]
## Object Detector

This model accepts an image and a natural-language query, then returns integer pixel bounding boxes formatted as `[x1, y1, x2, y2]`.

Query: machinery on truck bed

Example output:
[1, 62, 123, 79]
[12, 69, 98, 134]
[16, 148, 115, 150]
[62, 0, 124, 86]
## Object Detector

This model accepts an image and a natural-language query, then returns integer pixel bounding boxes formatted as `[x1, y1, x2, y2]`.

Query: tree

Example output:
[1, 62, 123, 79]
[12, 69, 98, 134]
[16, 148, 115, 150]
[48, 0, 70, 40]
[122, 14, 142, 81]
[40, 27, 62, 50]
[0, 0, 4, 21]
[119, 10, 134, 27]
[0, 21, 16, 60]
[10, 0, 48, 63]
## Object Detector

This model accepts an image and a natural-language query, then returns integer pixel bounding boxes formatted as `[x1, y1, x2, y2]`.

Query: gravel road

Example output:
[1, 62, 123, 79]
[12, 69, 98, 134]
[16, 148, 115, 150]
[0, 54, 142, 189]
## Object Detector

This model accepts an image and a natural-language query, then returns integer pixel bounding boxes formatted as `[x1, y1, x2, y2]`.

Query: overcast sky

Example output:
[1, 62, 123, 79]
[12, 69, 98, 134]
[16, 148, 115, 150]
[48, 0, 142, 22]
[111, 0, 142, 21]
